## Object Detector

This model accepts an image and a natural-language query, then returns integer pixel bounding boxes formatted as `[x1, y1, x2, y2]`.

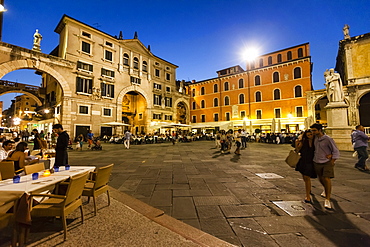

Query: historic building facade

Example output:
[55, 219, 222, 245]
[42, 15, 189, 137]
[189, 43, 313, 133]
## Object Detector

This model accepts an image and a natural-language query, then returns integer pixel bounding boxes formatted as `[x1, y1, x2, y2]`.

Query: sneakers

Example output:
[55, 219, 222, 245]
[324, 199, 332, 209]
[321, 191, 326, 198]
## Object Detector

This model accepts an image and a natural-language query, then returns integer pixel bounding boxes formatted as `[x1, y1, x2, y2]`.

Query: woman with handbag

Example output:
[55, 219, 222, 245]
[295, 130, 317, 203]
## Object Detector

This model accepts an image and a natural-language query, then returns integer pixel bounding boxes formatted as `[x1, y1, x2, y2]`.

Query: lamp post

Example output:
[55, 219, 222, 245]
[0, 0, 5, 42]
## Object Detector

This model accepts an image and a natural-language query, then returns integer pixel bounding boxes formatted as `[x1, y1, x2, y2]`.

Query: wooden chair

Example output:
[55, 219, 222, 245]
[0, 161, 15, 180]
[30, 172, 89, 240]
[82, 164, 114, 216]
[24, 163, 45, 175]
[0, 197, 18, 247]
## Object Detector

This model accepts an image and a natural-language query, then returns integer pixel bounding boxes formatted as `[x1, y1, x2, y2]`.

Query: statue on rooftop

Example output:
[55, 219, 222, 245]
[343, 24, 350, 39]
[32, 29, 42, 51]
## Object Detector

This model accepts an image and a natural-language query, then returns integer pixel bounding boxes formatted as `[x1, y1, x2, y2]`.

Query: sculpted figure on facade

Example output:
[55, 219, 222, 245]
[32, 29, 42, 51]
[343, 24, 350, 39]
[324, 68, 344, 103]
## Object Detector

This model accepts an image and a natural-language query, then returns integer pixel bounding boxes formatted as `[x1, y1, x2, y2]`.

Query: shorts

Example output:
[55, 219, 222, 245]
[236, 141, 241, 148]
[314, 161, 334, 178]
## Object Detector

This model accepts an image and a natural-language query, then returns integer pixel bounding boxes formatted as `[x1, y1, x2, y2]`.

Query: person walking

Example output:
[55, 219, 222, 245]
[310, 123, 340, 209]
[87, 130, 94, 150]
[234, 129, 242, 155]
[52, 124, 69, 167]
[295, 130, 317, 203]
[32, 129, 42, 150]
[124, 130, 132, 149]
[241, 129, 247, 149]
[351, 125, 369, 171]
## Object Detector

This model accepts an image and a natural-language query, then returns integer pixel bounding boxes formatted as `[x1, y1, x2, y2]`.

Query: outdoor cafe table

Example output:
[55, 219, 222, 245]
[0, 166, 96, 246]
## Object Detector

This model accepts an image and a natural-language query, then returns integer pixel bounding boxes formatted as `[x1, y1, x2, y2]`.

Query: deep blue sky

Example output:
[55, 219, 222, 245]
[1, 0, 370, 109]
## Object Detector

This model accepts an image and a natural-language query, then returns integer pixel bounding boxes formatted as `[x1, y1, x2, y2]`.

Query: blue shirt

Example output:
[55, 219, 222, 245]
[351, 130, 369, 148]
[313, 134, 340, 163]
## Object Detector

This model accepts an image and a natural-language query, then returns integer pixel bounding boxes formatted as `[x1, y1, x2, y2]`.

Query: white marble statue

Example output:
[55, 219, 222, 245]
[324, 68, 344, 103]
[343, 24, 350, 39]
[32, 29, 42, 51]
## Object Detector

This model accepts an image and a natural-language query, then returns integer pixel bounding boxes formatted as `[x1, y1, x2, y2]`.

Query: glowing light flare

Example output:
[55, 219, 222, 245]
[242, 47, 260, 62]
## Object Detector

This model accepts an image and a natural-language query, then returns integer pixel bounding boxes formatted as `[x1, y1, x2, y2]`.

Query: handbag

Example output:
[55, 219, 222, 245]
[285, 150, 301, 168]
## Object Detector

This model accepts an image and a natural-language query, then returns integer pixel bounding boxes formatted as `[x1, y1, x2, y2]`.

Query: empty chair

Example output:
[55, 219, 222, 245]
[82, 164, 114, 215]
[30, 172, 89, 240]
[0, 161, 15, 180]
[24, 163, 45, 175]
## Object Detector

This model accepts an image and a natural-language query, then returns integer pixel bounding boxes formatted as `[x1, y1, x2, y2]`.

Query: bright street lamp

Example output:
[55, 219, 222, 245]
[0, 0, 6, 42]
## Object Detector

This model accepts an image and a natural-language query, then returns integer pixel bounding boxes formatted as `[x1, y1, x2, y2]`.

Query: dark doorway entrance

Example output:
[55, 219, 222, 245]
[75, 125, 90, 141]
[100, 126, 112, 137]
[359, 92, 370, 127]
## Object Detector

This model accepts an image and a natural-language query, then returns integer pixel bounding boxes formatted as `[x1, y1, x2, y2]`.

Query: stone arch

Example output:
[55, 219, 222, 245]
[358, 90, 370, 126]
[173, 98, 190, 123]
[0, 90, 42, 106]
[117, 85, 151, 106]
[0, 60, 72, 97]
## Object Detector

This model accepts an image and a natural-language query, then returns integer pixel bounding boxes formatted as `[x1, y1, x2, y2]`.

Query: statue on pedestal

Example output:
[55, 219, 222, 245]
[324, 68, 344, 103]
[32, 29, 42, 51]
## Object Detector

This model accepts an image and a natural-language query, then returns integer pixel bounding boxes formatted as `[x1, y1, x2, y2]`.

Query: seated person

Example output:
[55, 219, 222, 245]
[0, 140, 15, 161]
[6, 142, 38, 173]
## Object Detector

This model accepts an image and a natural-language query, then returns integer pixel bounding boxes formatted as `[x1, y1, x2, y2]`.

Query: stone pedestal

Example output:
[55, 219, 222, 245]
[324, 102, 353, 151]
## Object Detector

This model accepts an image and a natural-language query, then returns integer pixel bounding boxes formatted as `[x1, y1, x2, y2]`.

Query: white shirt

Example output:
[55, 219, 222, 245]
[0, 147, 9, 161]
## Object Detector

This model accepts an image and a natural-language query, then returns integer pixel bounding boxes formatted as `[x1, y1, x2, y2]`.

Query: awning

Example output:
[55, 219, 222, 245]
[100, 122, 130, 126]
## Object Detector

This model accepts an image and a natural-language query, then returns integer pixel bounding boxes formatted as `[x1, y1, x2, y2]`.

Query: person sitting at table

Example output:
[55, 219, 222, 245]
[0, 140, 15, 161]
[5, 142, 38, 173]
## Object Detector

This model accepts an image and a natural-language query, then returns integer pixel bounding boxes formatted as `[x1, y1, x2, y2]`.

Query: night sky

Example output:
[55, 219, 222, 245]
[1, 0, 370, 109]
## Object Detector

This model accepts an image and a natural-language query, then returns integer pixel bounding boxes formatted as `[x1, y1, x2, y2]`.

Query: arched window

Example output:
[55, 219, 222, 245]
[294, 67, 302, 79]
[201, 100, 205, 108]
[295, 85, 302, 97]
[274, 89, 281, 100]
[192, 101, 196, 110]
[277, 54, 282, 63]
[239, 94, 245, 104]
[192, 89, 196, 97]
[255, 91, 262, 102]
[214, 98, 219, 107]
[142, 61, 147, 72]
[268, 56, 272, 65]
[224, 96, 230, 106]
[224, 82, 229, 91]
[123, 53, 129, 65]
[239, 79, 244, 88]
[133, 57, 139, 69]
[287, 51, 292, 60]
[273, 72, 280, 83]
[214, 84, 218, 93]
[201, 87, 205, 95]
[298, 48, 303, 58]
[255, 75, 261, 86]
[259, 58, 263, 67]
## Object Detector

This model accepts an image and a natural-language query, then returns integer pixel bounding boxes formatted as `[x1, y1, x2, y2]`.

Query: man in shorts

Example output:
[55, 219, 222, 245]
[310, 123, 340, 209]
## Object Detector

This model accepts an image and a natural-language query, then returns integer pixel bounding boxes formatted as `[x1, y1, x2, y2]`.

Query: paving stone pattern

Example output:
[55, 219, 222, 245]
[69, 141, 370, 247]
